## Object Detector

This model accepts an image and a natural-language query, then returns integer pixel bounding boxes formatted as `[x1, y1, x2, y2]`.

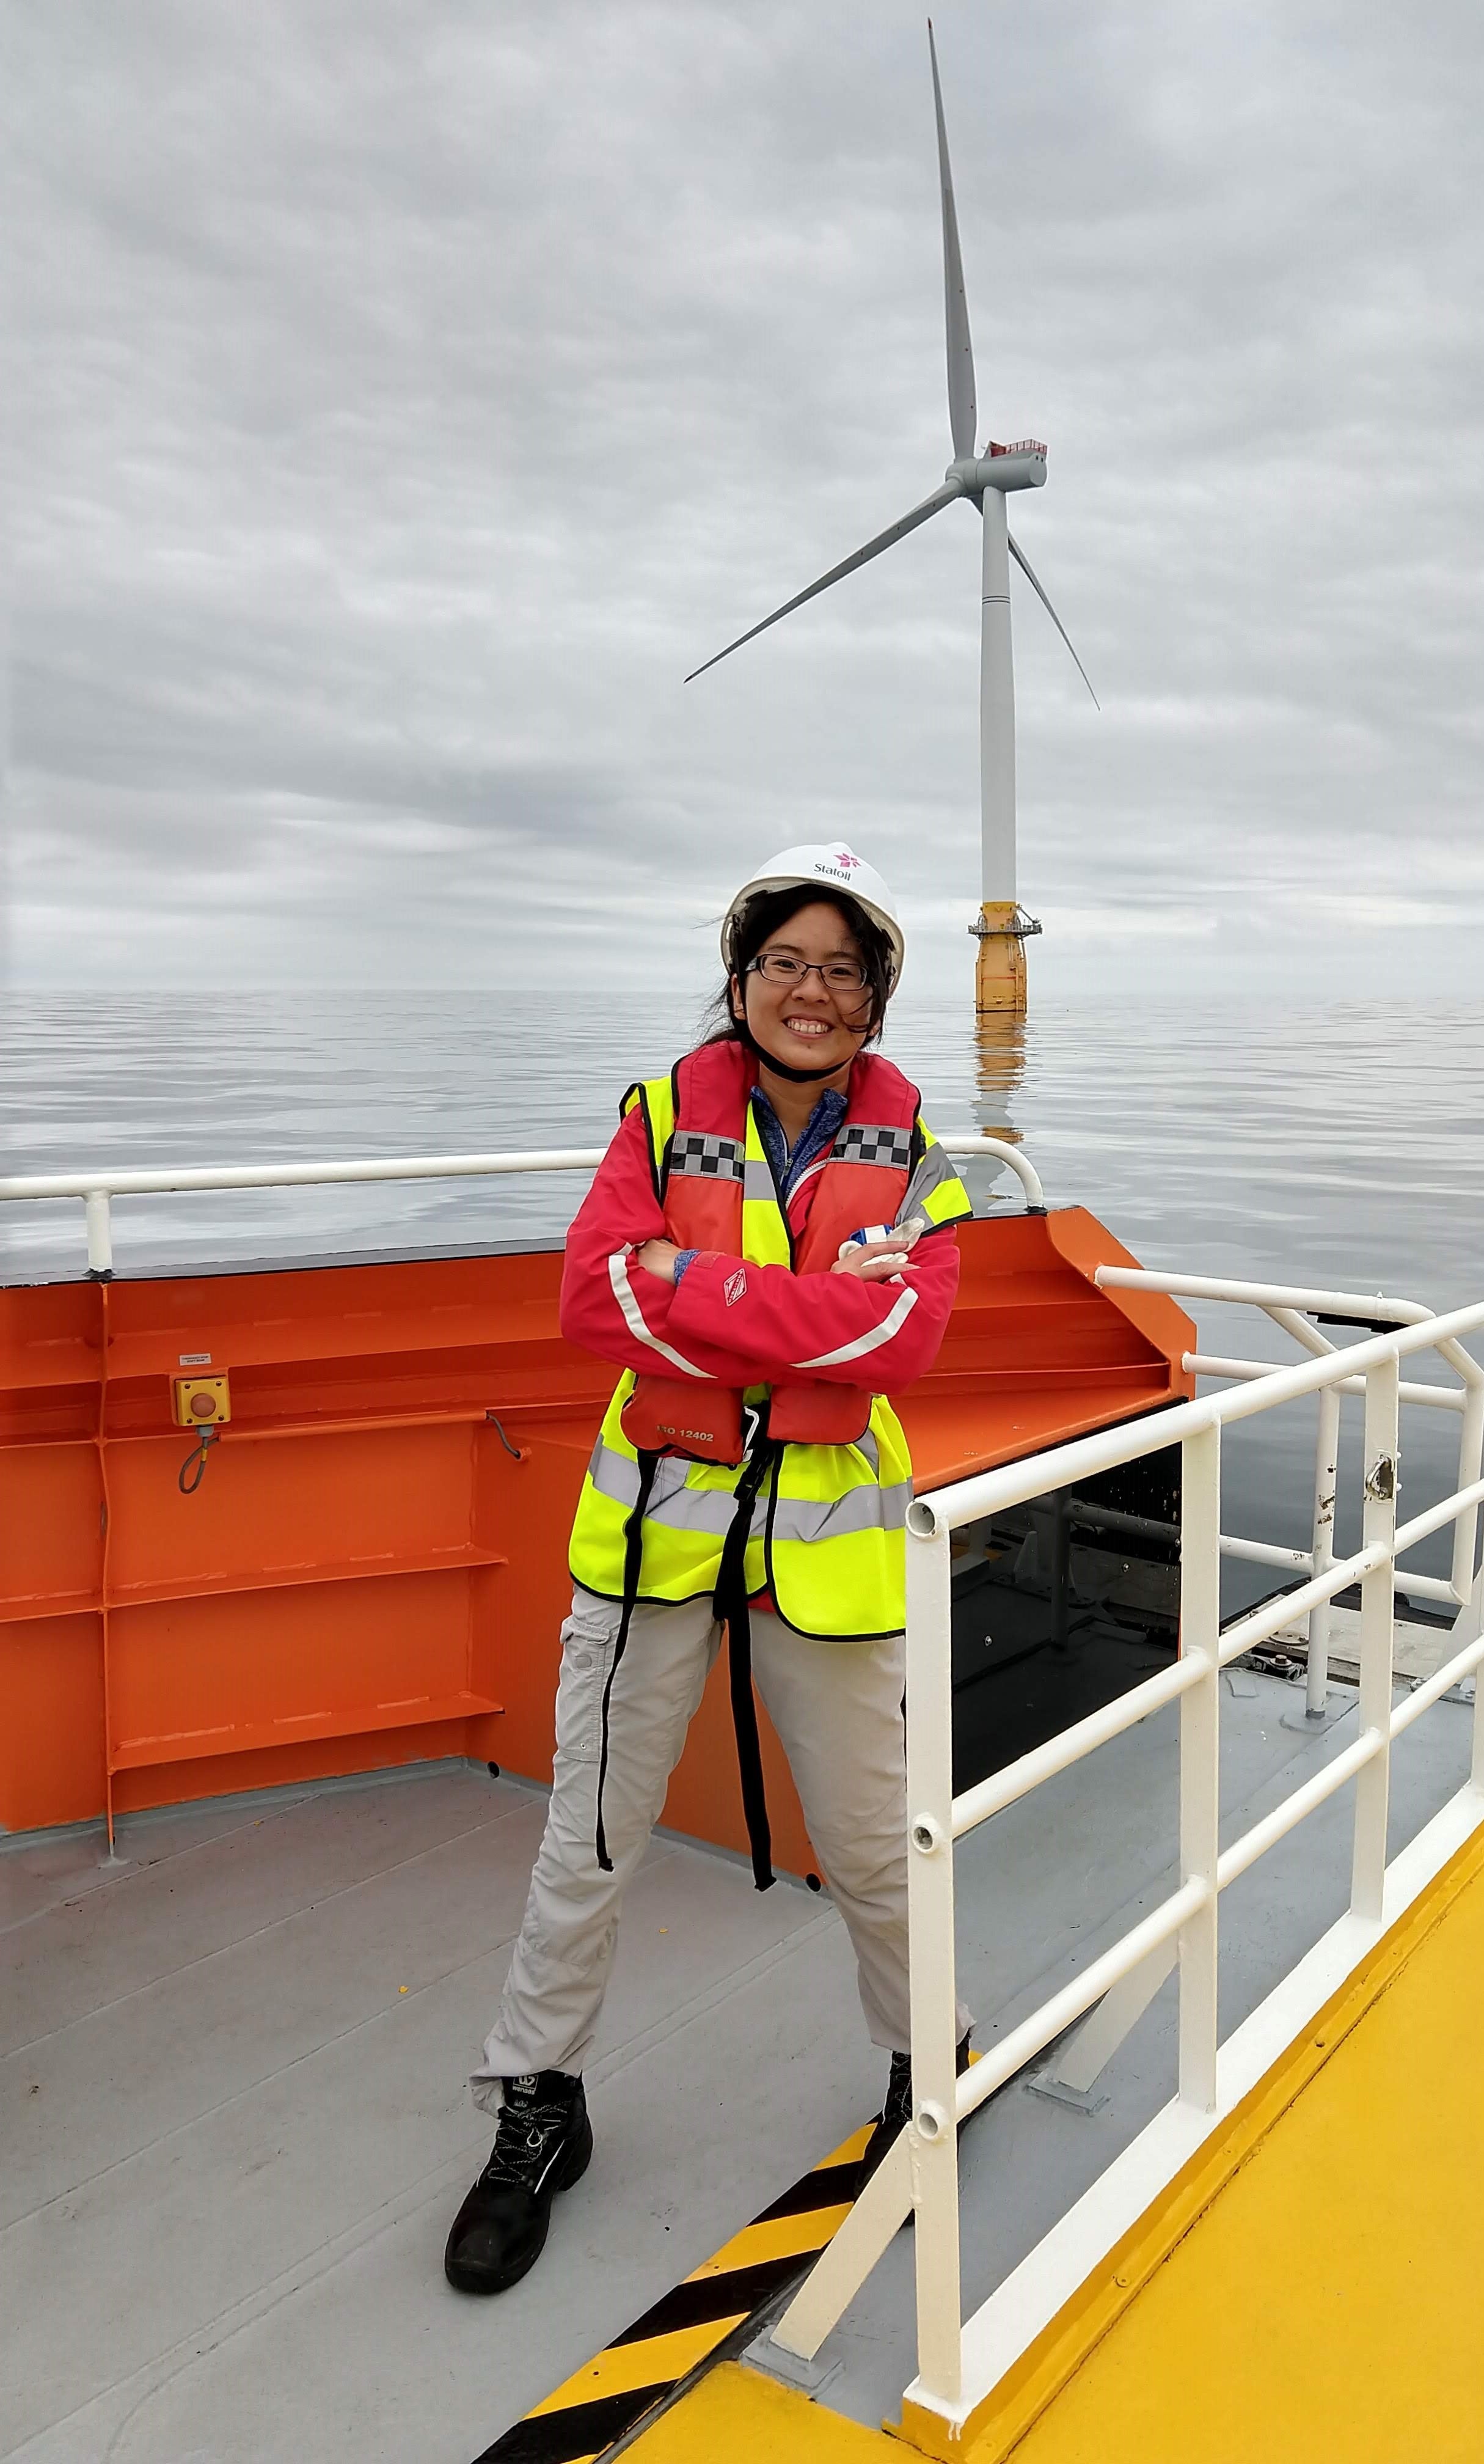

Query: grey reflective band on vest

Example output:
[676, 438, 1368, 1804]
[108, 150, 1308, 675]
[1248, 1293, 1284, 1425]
[832, 1123, 913, 1170]
[670, 1131, 745, 1183]
[586, 1440, 762, 1538]
[585, 1440, 908, 1546]
[901, 1140, 968, 1212]
[770, 1479, 913, 1544]
[743, 1160, 781, 1203]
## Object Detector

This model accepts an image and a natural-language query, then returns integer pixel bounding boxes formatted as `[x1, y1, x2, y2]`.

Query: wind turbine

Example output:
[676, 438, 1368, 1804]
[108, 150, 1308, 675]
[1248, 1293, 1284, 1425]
[686, 20, 1096, 1016]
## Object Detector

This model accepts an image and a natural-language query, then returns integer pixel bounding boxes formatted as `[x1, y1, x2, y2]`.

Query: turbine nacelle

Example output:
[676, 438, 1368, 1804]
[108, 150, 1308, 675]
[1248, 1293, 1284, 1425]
[947, 444, 1048, 497]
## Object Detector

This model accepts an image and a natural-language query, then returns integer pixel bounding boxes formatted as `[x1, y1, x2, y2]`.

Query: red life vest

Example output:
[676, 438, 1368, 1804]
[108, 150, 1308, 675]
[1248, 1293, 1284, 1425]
[621, 1040, 918, 1458]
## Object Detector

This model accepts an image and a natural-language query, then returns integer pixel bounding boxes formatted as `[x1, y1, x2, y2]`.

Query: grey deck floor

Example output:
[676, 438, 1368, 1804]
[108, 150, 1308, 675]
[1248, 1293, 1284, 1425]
[2, 1671, 1475, 2464]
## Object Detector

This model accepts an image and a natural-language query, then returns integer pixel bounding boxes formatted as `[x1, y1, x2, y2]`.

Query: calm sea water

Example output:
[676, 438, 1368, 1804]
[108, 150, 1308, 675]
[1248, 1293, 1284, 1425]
[5, 989, 1482, 1587]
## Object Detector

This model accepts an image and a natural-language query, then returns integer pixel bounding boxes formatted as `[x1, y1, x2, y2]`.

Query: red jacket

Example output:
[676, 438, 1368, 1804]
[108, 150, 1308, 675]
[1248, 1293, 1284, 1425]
[560, 1099, 960, 1396]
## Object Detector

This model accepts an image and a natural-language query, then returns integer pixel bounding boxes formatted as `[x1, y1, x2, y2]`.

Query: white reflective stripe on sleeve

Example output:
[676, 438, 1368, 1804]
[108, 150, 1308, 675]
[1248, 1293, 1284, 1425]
[791, 1281, 918, 1370]
[607, 1252, 713, 1379]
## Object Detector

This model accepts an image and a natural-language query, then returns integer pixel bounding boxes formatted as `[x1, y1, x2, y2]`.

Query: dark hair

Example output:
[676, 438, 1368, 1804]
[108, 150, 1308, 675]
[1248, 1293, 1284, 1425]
[701, 883, 894, 1049]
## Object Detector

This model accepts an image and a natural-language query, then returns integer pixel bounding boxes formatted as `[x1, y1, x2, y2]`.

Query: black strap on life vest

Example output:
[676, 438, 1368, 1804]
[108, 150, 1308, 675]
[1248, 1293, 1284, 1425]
[594, 1448, 659, 1874]
[593, 1425, 780, 1893]
[711, 1417, 780, 1893]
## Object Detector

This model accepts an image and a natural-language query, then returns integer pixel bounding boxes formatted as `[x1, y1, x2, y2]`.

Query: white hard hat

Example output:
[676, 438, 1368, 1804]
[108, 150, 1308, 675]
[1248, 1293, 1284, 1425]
[720, 844, 905, 989]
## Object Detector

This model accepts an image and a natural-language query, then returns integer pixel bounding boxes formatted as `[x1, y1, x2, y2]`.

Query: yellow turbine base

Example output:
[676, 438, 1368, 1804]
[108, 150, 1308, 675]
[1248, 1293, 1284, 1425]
[974, 905, 1028, 1016]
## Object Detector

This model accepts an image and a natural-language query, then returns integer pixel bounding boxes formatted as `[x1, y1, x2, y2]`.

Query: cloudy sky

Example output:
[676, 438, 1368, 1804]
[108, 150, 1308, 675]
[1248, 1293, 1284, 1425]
[8, 0, 1484, 1005]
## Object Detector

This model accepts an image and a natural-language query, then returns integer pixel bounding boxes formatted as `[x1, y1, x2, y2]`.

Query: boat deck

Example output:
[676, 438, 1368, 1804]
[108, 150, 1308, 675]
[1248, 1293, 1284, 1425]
[4, 1664, 1475, 2463]
[989, 1811, 1484, 2464]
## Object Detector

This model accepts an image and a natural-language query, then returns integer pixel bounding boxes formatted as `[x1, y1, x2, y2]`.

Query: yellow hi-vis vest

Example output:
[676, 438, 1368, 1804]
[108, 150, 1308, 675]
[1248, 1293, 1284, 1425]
[567, 1057, 972, 1640]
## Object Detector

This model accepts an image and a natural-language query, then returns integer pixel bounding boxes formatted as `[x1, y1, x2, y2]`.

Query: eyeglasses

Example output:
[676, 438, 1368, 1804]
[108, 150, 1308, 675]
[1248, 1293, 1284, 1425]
[748, 953, 869, 994]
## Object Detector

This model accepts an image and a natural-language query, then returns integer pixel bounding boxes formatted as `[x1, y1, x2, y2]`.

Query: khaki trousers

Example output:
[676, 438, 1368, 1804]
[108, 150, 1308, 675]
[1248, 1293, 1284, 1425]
[470, 1587, 971, 2107]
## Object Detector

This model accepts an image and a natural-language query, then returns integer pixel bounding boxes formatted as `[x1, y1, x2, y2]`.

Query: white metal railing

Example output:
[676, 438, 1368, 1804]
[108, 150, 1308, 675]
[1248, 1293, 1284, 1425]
[0, 1136, 1045, 1277]
[765, 1269, 1484, 2449]
[1101, 1267, 1484, 1718]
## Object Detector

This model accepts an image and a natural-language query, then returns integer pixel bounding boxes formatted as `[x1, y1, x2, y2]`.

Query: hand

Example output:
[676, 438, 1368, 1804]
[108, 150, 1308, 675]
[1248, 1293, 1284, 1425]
[830, 1238, 912, 1282]
[633, 1239, 682, 1285]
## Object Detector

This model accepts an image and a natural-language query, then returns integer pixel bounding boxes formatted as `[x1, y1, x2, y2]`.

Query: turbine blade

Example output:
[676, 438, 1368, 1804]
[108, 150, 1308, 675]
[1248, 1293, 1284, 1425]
[1007, 530, 1100, 708]
[684, 481, 963, 683]
[928, 21, 976, 460]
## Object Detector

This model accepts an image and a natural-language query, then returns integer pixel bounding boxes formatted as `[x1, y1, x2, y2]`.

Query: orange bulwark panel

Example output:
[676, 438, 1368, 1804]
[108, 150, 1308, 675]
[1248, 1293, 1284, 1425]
[0, 1212, 1193, 1848]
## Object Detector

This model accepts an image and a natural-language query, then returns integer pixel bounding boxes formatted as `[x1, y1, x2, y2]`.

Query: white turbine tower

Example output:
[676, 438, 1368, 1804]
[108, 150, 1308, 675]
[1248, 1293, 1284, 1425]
[686, 21, 1096, 1016]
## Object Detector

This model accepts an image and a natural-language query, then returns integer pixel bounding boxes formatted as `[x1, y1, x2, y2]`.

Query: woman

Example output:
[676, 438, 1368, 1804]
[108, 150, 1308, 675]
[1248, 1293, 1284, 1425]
[446, 843, 974, 2296]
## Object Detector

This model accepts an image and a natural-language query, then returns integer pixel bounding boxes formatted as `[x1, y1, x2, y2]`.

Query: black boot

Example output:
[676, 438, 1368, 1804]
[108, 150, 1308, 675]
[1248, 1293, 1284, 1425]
[444, 2070, 593, 2295]
[858, 2033, 971, 2190]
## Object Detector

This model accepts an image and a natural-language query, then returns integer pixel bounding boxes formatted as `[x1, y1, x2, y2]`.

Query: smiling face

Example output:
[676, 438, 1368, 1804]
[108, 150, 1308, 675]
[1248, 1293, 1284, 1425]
[730, 898, 872, 1084]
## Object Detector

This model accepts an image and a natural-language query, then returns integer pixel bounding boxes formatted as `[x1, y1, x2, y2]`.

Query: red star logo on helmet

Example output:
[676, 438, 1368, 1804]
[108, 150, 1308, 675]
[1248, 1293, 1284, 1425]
[834, 850, 860, 868]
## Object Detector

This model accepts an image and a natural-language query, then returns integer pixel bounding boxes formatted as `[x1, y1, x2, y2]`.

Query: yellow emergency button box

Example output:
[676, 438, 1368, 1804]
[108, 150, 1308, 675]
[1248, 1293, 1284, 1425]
[171, 1373, 232, 1428]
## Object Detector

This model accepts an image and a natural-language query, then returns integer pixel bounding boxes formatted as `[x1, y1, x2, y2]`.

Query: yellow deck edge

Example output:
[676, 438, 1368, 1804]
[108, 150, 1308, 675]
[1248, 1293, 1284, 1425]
[900, 1811, 1484, 2463]
[624, 2361, 899, 2460]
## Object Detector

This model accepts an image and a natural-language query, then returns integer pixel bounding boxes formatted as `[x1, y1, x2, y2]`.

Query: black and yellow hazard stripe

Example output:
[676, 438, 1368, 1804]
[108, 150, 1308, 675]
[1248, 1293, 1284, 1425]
[473, 2118, 874, 2464]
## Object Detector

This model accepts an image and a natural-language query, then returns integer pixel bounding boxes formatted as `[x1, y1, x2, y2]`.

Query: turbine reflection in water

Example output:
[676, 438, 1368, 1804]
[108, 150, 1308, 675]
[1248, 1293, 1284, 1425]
[972, 1011, 1029, 1150]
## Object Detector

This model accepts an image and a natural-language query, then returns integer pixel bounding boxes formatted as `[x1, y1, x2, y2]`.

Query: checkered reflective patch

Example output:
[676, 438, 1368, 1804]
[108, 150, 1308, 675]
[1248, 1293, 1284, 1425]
[833, 1124, 913, 1168]
[670, 1132, 745, 1181]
